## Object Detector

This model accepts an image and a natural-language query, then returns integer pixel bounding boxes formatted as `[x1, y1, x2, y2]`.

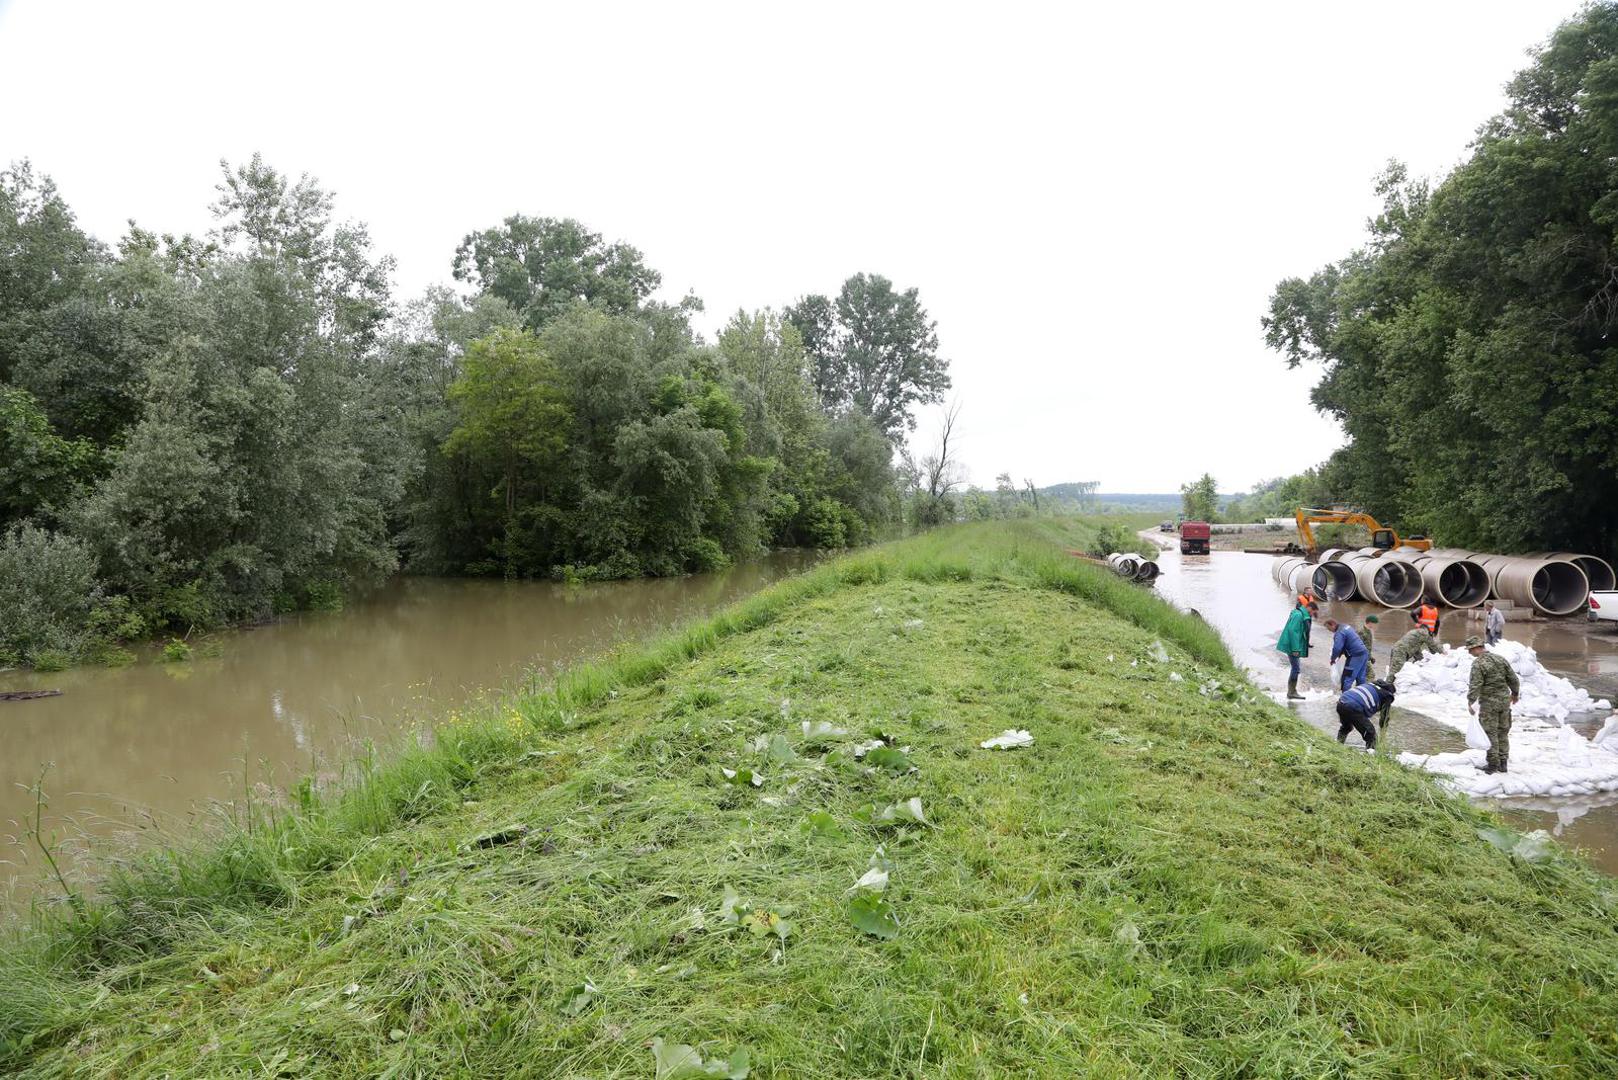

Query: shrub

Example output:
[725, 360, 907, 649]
[1090, 522, 1140, 558]
[686, 537, 729, 573]
[27, 648, 72, 673]
[303, 581, 344, 612]
[802, 497, 850, 549]
[0, 523, 101, 667]
[161, 639, 192, 663]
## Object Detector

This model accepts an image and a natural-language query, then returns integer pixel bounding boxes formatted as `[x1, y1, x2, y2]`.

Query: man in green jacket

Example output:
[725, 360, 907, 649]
[1277, 595, 1316, 700]
[1467, 636, 1521, 774]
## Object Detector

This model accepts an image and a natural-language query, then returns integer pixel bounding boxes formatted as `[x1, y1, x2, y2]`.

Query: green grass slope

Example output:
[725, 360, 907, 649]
[4, 521, 1617, 1077]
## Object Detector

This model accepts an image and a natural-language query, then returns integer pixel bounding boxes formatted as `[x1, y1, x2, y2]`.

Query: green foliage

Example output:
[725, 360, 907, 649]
[0, 155, 923, 663]
[1179, 472, 1218, 523]
[1221, 468, 1334, 522]
[302, 581, 344, 612]
[0, 385, 97, 520]
[26, 648, 71, 673]
[160, 639, 192, 663]
[1089, 522, 1141, 557]
[1266, 5, 1618, 551]
[451, 215, 661, 332]
[0, 523, 100, 665]
[785, 273, 951, 439]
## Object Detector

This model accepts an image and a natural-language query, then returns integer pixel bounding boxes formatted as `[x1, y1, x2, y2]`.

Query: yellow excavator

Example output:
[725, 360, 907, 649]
[1293, 508, 1431, 560]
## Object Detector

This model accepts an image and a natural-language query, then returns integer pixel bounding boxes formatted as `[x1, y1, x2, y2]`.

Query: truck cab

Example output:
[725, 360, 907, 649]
[1180, 520, 1211, 555]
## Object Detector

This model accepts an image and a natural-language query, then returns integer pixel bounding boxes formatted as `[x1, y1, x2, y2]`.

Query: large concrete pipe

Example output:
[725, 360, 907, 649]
[1273, 556, 1307, 590]
[1341, 552, 1424, 608]
[1526, 552, 1616, 593]
[1313, 560, 1359, 601]
[1134, 559, 1161, 582]
[1414, 555, 1491, 609]
[1107, 553, 1139, 578]
[1491, 556, 1589, 616]
[1273, 555, 1358, 601]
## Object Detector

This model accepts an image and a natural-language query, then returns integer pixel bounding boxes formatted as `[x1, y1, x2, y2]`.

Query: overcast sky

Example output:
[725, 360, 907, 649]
[0, 0, 1582, 492]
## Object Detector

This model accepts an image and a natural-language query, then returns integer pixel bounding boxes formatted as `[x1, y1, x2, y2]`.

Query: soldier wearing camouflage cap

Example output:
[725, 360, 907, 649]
[1467, 636, 1520, 774]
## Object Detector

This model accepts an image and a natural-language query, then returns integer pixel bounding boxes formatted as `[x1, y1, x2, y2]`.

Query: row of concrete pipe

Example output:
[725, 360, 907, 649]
[1270, 546, 1616, 616]
[1106, 552, 1160, 583]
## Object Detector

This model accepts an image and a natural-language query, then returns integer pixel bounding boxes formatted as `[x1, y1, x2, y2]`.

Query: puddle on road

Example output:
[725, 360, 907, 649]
[1147, 542, 1618, 874]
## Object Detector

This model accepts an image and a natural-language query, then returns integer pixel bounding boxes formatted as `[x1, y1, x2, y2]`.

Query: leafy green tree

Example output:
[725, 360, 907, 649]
[452, 216, 660, 331]
[1180, 473, 1218, 522]
[442, 327, 572, 573]
[0, 384, 96, 521]
[785, 273, 951, 439]
[1267, 4, 1618, 551]
[0, 161, 106, 387]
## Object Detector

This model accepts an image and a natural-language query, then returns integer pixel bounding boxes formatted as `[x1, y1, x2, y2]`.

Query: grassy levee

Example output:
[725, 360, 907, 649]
[4, 519, 1618, 1076]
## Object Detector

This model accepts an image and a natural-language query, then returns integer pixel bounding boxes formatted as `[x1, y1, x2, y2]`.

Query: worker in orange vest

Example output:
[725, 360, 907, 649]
[1414, 602, 1440, 635]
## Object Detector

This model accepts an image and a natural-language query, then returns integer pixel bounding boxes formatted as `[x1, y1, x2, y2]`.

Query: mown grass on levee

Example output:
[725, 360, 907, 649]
[4, 518, 1618, 1076]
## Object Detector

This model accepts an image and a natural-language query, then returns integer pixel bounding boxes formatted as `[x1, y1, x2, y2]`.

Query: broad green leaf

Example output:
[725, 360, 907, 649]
[650, 1037, 750, 1079]
[764, 733, 796, 765]
[719, 885, 745, 925]
[864, 746, 915, 774]
[849, 893, 899, 939]
[721, 766, 763, 788]
[801, 810, 844, 838]
[560, 979, 597, 1016]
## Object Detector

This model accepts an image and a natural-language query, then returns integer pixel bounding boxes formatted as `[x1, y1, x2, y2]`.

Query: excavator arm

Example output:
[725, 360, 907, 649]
[1293, 508, 1431, 559]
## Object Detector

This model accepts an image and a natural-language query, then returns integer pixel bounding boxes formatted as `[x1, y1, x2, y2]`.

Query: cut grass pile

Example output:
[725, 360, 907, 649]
[4, 520, 1618, 1076]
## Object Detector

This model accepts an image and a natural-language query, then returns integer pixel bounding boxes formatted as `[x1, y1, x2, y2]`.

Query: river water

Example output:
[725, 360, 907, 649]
[0, 553, 820, 905]
[1148, 542, 1618, 873]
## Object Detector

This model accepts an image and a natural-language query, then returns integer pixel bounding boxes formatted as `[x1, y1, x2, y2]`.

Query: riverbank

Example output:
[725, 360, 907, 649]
[5, 521, 1618, 1076]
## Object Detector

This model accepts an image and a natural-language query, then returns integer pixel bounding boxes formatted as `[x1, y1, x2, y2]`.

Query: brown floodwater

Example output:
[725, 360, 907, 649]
[1146, 541, 1618, 874]
[0, 553, 820, 907]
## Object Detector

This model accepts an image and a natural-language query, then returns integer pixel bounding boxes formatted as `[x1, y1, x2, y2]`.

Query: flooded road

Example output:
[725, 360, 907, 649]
[0, 553, 819, 904]
[1147, 541, 1618, 873]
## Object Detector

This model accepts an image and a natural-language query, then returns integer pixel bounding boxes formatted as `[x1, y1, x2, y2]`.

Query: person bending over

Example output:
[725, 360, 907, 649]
[1336, 679, 1395, 751]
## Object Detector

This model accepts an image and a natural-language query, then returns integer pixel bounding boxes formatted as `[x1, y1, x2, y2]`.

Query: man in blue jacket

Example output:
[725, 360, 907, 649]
[1336, 678, 1395, 750]
[1324, 617, 1369, 690]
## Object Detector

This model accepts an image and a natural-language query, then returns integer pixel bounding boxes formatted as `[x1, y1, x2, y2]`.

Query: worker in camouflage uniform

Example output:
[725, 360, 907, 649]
[1387, 619, 1440, 684]
[1356, 615, 1379, 673]
[1467, 635, 1521, 774]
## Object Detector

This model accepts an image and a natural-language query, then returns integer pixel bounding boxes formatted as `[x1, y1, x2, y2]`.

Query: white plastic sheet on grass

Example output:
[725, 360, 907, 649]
[979, 729, 1034, 750]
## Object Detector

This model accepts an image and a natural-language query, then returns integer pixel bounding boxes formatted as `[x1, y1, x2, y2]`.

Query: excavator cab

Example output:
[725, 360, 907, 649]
[1370, 529, 1395, 550]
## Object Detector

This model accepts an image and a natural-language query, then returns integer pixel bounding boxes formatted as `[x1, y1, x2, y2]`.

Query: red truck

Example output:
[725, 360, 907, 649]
[1179, 520, 1210, 555]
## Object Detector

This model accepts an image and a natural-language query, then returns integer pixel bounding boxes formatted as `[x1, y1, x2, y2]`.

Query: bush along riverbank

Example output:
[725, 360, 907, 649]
[5, 520, 1618, 1076]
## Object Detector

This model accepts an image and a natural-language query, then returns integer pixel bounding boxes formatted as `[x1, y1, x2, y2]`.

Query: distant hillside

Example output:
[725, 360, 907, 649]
[1039, 486, 1182, 513]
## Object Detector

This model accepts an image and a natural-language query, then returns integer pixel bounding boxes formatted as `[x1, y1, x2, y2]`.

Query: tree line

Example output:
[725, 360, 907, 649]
[1263, 3, 1618, 554]
[0, 157, 950, 668]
